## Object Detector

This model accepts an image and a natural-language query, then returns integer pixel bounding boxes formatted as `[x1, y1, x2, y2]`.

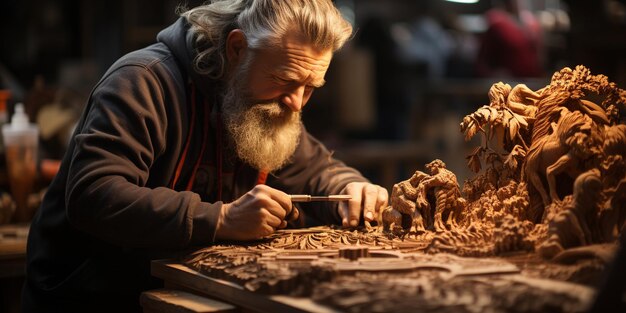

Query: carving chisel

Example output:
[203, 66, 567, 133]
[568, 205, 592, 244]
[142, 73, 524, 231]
[285, 195, 351, 221]
[290, 195, 352, 202]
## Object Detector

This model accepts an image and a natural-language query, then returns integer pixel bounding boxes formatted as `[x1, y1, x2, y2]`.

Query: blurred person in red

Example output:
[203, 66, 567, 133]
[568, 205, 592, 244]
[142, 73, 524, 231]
[475, 0, 544, 78]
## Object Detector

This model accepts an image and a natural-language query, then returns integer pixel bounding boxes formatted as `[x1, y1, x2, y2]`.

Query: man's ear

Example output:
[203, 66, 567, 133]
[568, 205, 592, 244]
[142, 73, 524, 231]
[226, 29, 247, 65]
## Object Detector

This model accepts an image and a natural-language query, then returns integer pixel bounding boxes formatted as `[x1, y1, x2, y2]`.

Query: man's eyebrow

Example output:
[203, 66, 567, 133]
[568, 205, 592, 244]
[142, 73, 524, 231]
[281, 72, 326, 87]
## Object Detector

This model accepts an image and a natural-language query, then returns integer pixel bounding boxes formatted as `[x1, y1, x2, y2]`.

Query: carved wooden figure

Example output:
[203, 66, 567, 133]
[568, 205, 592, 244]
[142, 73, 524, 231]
[525, 109, 603, 206]
[538, 169, 604, 259]
[416, 160, 466, 232]
[386, 170, 430, 234]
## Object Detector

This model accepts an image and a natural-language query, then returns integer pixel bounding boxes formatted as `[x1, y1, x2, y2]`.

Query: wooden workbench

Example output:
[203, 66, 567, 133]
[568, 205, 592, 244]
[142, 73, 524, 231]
[151, 259, 339, 313]
[150, 227, 600, 313]
[0, 223, 29, 313]
[0, 223, 28, 276]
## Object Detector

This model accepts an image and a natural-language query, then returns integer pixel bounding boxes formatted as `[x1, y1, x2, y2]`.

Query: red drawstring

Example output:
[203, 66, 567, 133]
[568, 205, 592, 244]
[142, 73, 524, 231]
[256, 169, 268, 185]
[170, 82, 268, 200]
[170, 82, 196, 189]
[186, 97, 210, 191]
[216, 112, 223, 201]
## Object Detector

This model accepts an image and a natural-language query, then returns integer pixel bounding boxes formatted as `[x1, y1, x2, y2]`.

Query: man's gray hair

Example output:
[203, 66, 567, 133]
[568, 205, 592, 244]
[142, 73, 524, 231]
[181, 0, 353, 79]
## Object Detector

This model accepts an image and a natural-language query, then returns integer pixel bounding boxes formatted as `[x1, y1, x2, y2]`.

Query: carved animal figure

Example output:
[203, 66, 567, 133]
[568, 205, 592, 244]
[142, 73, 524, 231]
[600, 124, 626, 188]
[381, 206, 403, 236]
[416, 160, 466, 232]
[386, 170, 430, 234]
[524, 109, 602, 209]
[611, 179, 626, 233]
[603, 124, 626, 156]
[538, 169, 603, 259]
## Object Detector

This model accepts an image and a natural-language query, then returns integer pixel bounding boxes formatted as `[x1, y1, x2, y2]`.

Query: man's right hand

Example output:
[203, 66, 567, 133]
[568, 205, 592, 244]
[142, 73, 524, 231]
[215, 184, 297, 241]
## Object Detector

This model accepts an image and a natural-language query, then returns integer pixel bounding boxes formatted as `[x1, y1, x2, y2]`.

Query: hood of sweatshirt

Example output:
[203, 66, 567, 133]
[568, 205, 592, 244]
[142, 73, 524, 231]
[157, 17, 219, 99]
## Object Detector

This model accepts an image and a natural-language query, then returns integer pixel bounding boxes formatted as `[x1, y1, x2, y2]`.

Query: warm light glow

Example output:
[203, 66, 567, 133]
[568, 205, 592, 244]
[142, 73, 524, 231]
[444, 0, 480, 3]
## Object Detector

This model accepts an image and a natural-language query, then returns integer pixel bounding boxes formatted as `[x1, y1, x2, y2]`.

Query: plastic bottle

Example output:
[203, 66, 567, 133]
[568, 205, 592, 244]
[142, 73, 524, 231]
[2, 103, 38, 223]
[0, 90, 10, 154]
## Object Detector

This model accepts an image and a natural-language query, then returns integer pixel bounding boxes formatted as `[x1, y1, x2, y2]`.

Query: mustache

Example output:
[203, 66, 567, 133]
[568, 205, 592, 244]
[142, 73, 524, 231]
[249, 101, 293, 120]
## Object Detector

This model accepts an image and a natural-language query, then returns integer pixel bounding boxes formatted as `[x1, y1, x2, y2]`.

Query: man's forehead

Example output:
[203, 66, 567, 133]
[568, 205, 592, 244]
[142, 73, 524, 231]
[283, 46, 330, 71]
[281, 32, 332, 62]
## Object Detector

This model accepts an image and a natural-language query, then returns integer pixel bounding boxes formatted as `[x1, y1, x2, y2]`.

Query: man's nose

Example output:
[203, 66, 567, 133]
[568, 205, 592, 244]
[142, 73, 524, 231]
[281, 85, 305, 112]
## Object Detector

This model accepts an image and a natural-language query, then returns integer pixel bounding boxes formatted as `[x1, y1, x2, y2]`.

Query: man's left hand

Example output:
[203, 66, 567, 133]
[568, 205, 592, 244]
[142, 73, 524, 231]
[338, 182, 388, 228]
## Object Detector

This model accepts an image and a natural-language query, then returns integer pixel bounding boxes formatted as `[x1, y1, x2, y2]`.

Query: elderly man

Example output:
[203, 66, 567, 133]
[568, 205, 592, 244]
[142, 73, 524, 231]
[23, 0, 388, 311]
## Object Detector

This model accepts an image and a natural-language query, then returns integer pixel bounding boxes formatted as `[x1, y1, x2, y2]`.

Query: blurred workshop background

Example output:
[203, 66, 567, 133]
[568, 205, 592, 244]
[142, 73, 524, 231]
[0, 0, 626, 312]
[1, 0, 626, 191]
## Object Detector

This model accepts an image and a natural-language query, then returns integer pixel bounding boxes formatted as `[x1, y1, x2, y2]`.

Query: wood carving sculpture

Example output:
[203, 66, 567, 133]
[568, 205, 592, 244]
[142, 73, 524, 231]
[182, 66, 625, 313]
[383, 65, 626, 259]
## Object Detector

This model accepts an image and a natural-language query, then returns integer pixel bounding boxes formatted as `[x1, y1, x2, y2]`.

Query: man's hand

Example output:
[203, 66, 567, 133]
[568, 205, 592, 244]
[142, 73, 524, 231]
[215, 185, 298, 241]
[338, 182, 388, 227]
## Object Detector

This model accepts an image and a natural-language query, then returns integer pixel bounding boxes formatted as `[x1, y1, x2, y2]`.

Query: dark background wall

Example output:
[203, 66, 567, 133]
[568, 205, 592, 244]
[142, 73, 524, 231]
[0, 0, 625, 185]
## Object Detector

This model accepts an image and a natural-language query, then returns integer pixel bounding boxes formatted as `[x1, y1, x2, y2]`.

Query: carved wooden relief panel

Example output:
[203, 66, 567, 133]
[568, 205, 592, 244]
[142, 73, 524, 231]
[183, 66, 626, 312]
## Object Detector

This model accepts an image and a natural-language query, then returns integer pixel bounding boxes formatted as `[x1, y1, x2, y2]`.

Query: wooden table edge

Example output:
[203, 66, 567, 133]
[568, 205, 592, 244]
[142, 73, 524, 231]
[151, 259, 340, 313]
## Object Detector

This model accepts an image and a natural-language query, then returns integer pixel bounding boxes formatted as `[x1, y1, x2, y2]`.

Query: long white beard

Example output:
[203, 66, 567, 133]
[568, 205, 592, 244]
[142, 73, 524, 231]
[221, 66, 302, 172]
